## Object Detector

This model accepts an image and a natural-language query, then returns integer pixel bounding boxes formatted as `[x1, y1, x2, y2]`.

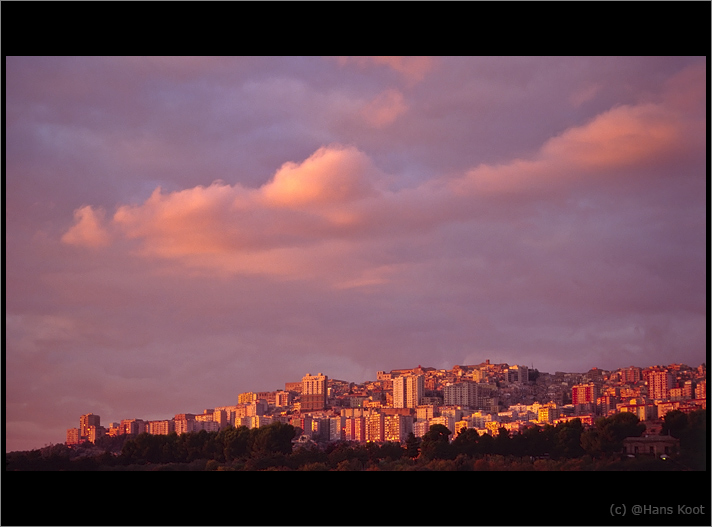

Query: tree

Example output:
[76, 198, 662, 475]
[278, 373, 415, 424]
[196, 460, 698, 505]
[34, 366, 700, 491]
[250, 422, 296, 457]
[452, 428, 480, 457]
[420, 424, 455, 460]
[661, 410, 688, 439]
[405, 432, 421, 459]
[379, 441, 405, 462]
[219, 425, 251, 462]
[553, 419, 584, 459]
[493, 427, 511, 456]
[582, 412, 645, 457]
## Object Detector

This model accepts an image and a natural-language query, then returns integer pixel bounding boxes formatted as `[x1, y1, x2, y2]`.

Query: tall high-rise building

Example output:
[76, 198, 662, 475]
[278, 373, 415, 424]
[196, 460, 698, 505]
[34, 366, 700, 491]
[301, 373, 328, 411]
[443, 381, 482, 408]
[572, 383, 599, 406]
[682, 380, 694, 399]
[384, 414, 413, 443]
[694, 380, 706, 400]
[645, 370, 674, 401]
[79, 413, 100, 439]
[393, 374, 424, 409]
[365, 412, 385, 443]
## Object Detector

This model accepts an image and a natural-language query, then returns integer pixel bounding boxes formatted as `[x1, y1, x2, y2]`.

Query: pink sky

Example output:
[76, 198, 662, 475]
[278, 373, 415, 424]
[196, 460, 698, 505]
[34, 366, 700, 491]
[5, 56, 707, 452]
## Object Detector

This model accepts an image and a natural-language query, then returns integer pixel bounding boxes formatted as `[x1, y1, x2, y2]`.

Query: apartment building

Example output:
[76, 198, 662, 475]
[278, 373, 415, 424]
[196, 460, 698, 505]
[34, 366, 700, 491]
[147, 420, 175, 435]
[384, 414, 413, 443]
[79, 413, 100, 438]
[645, 369, 674, 401]
[66, 428, 81, 445]
[301, 372, 328, 411]
[393, 374, 424, 409]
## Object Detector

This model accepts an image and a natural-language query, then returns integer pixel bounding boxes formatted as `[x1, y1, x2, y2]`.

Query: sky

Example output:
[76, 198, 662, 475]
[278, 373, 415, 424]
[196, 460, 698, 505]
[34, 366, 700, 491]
[5, 56, 707, 452]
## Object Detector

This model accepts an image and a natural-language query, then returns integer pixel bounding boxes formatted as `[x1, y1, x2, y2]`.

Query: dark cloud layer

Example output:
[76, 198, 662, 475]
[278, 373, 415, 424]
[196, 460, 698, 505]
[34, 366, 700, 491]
[5, 57, 707, 452]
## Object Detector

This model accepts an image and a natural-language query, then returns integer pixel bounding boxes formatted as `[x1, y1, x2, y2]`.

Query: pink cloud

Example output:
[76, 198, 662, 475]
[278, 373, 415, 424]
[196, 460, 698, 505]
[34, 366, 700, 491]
[452, 74, 705, 199]
[335, 56, 435, 84]
[568, 83, 602, 107]
[59, 63, 705, 285]
[359, 89, 408, 128]
[59, 145, 387, 279]
[260, 145, 380, 208]
[541, 103, 687, 170]
[60, 206, 111, 247]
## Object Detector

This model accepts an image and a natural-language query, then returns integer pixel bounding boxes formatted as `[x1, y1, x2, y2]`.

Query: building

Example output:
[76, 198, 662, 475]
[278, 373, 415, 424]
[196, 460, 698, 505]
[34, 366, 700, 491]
[597, 395, 618, 416]
[213, 410, 227, 429]
[344, 416, 366, 442]
[617, 402, 656, 421]
[619, 366, 642, 384]
[88, 425, 106, 443]
[66, 428, 82, 445]
[572, 383, 599, 406]
[147, 420, 175, 435]
[506, 365, 529, 384]
[645, 370, 674, 401]
[175, 416, 198, 435]
[79, 413, 100, 440]
[623, 436, 679, 457]
[329, 415, 345, 442]
[301, 372, 328, 411]
[384, 414, 413, 443]
[694, 380, 706, 400]
[416, 405, 438, 421]
[393, 374, 424, 409]
[238, 392, 257, 404]
[274, 390, 292, 408]
[246, 400, 268, 416]
[443, 380, 492, 409]
[413, 419, 431, 438]
[365, 412, 385, 443]
[430, 415, 456, 436]
[285, 381, 302, 393]
[682, 380, 694, 399]
[537, 405, 558, 424]
[120, 419, 146, 435]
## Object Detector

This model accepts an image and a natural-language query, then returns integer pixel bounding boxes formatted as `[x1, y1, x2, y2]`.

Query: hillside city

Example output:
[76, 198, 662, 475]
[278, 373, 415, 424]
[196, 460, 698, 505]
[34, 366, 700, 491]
[66, 360, 707, 459]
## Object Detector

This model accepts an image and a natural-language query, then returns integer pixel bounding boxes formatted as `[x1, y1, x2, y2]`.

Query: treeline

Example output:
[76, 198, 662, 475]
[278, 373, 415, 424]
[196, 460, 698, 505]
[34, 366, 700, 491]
[5, 410, 705, 471]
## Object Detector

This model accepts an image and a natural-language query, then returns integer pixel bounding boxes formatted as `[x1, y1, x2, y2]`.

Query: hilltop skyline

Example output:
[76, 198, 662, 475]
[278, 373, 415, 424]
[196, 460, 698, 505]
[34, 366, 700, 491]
[5, 56, 706, 453]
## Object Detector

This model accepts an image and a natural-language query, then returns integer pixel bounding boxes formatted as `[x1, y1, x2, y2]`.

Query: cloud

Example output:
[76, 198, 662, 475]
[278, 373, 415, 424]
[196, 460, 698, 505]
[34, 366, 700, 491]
[359, 89, 408, 128]
[335, 56, 435, 84]
[541, 102, 689, 170]
[60, 64, 705, 285]
[58, 145, 387, 279]
[452, 81, 704, 199]
[260, 145, 380, 208]
[568, 83, 602, 107]
[61, 205, 111, 247]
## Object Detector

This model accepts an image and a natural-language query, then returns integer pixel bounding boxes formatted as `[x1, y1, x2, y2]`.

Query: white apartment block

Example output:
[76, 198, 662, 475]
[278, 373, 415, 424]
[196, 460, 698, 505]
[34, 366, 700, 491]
[393, 374, 424, 409]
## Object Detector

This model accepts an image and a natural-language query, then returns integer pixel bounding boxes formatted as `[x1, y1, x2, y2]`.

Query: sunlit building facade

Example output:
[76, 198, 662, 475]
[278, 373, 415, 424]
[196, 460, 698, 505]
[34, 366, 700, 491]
[301, 373, 328, 411]
[646, 370, 674, 401]
[79, 413, 100, 439]
[393, 374, 424, 409]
